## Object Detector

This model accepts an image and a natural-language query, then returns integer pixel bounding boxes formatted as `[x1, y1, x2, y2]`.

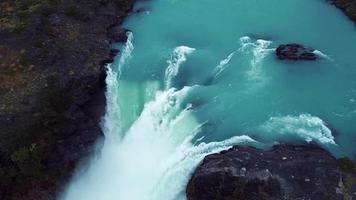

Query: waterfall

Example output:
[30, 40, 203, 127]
[164, 46, 196, 89]
[59, 33, 256, 200]
[58, 0, 356, 198]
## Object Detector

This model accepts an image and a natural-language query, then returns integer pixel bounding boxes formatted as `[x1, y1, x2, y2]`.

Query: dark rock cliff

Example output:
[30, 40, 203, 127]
[0, 0, 135, 199]
[187, 144, 356, 200]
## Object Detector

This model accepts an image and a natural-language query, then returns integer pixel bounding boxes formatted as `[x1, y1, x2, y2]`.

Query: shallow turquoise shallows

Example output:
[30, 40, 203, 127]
[60, 1, 356, 200]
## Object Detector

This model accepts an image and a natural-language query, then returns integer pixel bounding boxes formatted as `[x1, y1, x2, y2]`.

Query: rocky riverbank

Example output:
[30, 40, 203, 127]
[187, 144, 356, 200]
[0, 0, 135, 199]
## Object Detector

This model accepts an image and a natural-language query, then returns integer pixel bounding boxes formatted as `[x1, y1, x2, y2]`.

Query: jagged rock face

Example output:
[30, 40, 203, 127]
[276, 44, 317, 60]
[187, 145, 355, 200]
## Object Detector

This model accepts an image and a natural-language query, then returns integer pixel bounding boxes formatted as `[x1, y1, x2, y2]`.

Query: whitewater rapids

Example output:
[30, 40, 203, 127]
[59, 31, 340, 200]
[58, 0, 356, 197]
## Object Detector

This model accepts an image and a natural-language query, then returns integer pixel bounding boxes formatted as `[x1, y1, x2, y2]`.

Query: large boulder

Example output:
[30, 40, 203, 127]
[276, 44, 317, 60]
[187, 144, 356, 200]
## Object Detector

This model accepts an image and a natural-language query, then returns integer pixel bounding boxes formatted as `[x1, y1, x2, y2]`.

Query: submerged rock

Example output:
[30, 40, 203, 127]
[187, 144, 356, 200]
[276, 44, 317, 60]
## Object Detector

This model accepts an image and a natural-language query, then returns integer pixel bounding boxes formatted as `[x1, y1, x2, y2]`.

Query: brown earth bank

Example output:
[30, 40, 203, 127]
[0, 0, 136, 199]
[187, 144, 356, 200]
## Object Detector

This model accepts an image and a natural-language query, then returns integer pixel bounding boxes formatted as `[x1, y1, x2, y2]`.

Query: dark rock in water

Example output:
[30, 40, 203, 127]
[100, 49, 120, 67]
[276, 44, 317, 60]
[110, 48, 120, 56]
[187, 144, 356, 200]
[100, 58, 115, 67]
[135, 7, 148, 14]
[107, 27, 131, 43]
[328, 0, 356, 23]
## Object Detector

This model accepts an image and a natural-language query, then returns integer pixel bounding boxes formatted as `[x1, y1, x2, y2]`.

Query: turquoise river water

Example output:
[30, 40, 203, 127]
[60, 0, 356, 200]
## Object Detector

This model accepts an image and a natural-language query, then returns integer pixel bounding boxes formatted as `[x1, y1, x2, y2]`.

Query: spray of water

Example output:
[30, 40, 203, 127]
[313, 49, 334, 61]
[59, 34, 257, 200]
[102, 32, 134, 140]
[165, 46, 196, 89]
[259, 113, 336, 145]
[239, 36, 274, 81]
[213, 52, 235, 78]
[59, 32, 338, 200]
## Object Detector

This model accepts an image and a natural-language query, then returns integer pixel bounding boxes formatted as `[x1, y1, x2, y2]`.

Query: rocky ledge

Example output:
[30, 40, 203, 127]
[0, 0, 135, 199]
[187, 144, 356, 200]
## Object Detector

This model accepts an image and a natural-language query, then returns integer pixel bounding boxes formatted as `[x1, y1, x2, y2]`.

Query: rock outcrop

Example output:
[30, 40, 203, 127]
[276, 44, 317, 61]
[329, 0, 356, 22]
[187, 144, 356, 200]
[0, 0, 136, 199]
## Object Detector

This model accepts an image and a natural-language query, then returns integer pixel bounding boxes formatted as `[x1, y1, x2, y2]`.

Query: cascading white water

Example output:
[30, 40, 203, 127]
[213, 52, 235, 79]
[164, 46, 196, 89]
[239, 36, 274, 81]
[57, 0, 356, 198]
[59, 28, 343, 200]
[102, 32, 134, 140]
[59, 33, 257, 200]
[259, 114, 336, 145]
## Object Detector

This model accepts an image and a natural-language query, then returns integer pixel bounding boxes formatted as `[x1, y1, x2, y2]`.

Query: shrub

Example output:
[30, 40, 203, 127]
[337, 157, 356, 174]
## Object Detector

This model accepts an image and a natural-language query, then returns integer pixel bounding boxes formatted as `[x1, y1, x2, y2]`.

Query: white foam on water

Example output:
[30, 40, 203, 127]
[213, 52, 235, 78]
[118, 32, 134, 76]
[313, 49, 334, 61]
[59, 37, 256, 200]
[239, 36, 274, 81]
[101, 32, 135, 140]
[211, 36, 273, 84]
[165, 46, 196, 89]
[149, 135, 256, 200]
[259, 113, 336, 145]
[60, 83, 256, 200]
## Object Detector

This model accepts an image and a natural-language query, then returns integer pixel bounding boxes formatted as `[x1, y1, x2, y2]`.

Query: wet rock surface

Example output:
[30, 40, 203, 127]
[187, 144, 356, 200]
[276, 44, 317, 61]
[107, 27, 131, 43]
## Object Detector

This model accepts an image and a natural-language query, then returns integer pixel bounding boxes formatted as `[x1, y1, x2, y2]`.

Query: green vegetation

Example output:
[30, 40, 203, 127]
[0, 46, 31, 88]
[64, 5, 90, 21]
[337, 157, 356, 174]
[0, 0, 59, 32]
[336, 157, 356, 199]
[0, 72, 75, 199]
[0, 0, 134, 198]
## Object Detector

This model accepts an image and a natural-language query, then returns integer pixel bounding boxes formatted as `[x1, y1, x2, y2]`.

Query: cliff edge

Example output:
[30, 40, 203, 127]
[0, 0, 135, 199]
